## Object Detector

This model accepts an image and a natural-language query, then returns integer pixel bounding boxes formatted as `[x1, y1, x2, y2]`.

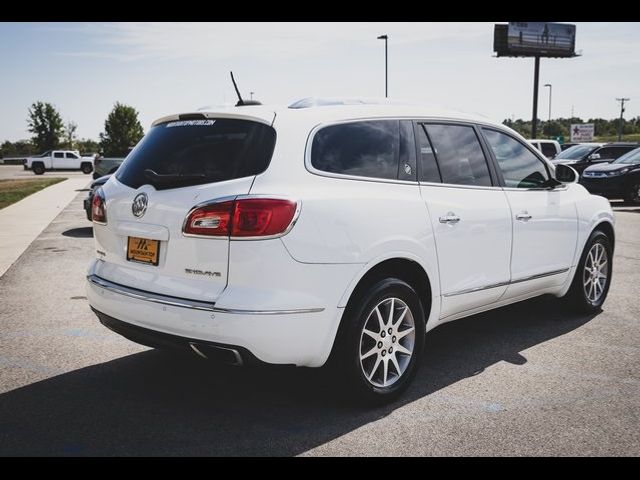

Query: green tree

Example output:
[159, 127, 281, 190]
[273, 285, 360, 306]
[64, 121, 78, 150]
[100, 102, 144, 156]
[76, 138, 100, 154]
[27, 101, 65, 152]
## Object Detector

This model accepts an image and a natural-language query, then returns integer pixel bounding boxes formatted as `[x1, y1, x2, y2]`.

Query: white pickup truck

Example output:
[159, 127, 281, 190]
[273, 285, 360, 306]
[25, 150, 95, 175]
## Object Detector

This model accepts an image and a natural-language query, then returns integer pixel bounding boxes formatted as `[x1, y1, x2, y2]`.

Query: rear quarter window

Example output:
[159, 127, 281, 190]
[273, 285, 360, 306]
[115, 118, 276, 190]
[310, 120, 400, 181]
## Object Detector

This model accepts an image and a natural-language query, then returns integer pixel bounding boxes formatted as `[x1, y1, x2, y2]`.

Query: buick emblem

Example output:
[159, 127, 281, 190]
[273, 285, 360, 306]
[132, 193, 148, 218]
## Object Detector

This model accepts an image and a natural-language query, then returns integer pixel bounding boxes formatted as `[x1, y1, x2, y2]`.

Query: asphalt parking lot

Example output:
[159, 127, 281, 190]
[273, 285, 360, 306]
[0, 192, 639, 456]
[0, 165, 90, 180]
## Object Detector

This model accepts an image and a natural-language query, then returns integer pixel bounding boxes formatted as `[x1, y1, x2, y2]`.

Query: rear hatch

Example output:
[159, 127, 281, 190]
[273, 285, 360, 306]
[92, 114, 276, 302]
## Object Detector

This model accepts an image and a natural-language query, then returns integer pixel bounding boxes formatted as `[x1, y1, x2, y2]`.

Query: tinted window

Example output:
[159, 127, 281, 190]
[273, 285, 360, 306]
[416, 124, 441, 183]
[398, 120, 417, 181]
[311, 121, 399, 180]
[424, 124, 491, 186]
[554, 144, 597, 160]
[65, 152, 79, 159]
[54, 152, 64, 158]
[540, 142, 557, 158]
[613, 147, 640, 164]
[483, 129, 549, 188]
[596, 146, 635, 160]
[116, 119, 276, 190]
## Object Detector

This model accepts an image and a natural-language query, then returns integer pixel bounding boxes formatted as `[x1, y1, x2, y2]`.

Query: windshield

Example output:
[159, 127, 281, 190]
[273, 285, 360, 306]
[613, 147, 640, 165]
[115, 118, 276, 190]
[554, 144, 597, 160]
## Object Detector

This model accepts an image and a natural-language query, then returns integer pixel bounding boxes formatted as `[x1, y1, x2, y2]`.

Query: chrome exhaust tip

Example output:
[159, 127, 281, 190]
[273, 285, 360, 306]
[189, 342, 244, 366]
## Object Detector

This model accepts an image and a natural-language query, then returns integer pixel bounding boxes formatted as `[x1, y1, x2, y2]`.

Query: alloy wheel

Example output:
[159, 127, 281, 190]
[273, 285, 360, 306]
[583, 242, 608, 303]
[359, 297, 416, 388]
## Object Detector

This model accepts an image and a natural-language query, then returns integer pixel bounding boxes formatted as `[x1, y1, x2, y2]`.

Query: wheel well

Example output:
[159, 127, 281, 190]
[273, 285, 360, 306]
[347, 259, 432, 312]
[326, 258, 432, 366]
[594, 221, 615, 253]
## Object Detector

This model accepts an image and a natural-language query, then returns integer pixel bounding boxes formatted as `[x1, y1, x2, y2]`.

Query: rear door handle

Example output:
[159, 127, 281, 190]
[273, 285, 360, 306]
[439, 213, 461, 224]
[516, 212, 532, 221]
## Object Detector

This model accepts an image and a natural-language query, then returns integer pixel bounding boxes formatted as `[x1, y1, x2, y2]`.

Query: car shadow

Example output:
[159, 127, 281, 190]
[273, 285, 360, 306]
[61, 227, 93, 238]
[0, 295, 598, 456]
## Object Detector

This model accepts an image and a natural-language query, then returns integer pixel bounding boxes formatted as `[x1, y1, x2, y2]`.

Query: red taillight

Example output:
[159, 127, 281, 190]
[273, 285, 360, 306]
[183, 200, 234, 237]
[92, 188, 107, 224]
[183, 198, 297, 238]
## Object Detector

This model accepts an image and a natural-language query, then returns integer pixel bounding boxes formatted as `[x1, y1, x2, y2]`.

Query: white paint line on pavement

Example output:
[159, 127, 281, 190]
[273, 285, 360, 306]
[0, 177, 90, 277]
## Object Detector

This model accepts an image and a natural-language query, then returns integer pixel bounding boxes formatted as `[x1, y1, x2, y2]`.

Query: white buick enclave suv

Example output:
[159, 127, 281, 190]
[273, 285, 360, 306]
[87, 99, 615, 402]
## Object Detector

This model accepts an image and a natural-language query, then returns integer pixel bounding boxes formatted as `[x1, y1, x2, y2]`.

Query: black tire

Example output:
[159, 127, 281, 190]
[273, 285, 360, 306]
[625, 182, 640, 206]
[32, 162, 45, 175]
[563, 229, 613, 313]
[334, 278, 426, 404]
[81, 163, 93, 174]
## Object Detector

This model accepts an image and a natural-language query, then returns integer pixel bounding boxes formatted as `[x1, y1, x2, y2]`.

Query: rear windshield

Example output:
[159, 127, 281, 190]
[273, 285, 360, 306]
[115, 118, 276, 190]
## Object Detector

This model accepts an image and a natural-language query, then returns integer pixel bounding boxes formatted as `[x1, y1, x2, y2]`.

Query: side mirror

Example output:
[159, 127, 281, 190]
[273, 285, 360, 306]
[588, 153, 601, 161]
[555, 163, 578, 184]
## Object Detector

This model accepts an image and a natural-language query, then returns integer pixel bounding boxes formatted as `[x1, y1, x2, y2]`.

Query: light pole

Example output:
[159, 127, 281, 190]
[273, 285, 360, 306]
[544, 83, 552, 138]
[377, 34, 388, 98]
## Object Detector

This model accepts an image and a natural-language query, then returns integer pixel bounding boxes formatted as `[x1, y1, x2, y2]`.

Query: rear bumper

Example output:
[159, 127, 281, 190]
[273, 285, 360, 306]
[92, 308, 265, 366]
[86, 272, 345, 367]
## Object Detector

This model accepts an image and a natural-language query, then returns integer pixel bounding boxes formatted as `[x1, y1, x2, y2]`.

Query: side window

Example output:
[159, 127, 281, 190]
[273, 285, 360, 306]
[540, 143, 557, 158]
[65, 152, 79, 159]
[53, 152, 64, 158]
[482, 129, 549, 189]
[423, 124, 492, 187]
[416, 124, 441, 183]
[311, 120, 399, 180]
[398, 120, 417, 181]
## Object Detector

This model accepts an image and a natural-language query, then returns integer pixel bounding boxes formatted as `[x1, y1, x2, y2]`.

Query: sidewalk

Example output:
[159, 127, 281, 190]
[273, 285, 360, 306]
[0, 177, 90, 277]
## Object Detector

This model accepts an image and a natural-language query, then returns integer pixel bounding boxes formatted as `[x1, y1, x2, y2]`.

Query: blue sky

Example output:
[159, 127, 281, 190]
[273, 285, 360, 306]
[1, 22, 639, 142]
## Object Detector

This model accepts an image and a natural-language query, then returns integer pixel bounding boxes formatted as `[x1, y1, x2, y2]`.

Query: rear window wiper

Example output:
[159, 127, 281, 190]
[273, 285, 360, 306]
[144, 169, 206, 186]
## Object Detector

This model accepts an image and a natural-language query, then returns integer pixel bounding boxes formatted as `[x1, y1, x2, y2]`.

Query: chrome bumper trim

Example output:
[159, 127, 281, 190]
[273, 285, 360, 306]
[87, 274, 324, 315]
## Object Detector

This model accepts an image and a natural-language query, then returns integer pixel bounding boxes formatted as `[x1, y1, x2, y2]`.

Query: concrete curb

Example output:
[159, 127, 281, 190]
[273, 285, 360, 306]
[0, 177, 90, 277]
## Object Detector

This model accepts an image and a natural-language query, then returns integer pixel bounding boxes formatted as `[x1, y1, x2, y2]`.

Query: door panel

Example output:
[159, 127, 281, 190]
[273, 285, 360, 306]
[503, 189, 577, 288]
[422, 185, 512, 318]
[480, 127, 578, 298]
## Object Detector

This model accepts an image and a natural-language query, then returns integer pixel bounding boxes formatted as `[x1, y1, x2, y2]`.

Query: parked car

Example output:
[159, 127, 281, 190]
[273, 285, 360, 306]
[86, 100, 615, 403]
[24, 150, 94, 175]
[84, 174, 112, 221]
[552, 142, 639, 175]
[528, 139, 561, 159]
[580, 147, 640, 204]
[93, 155, 125, 180]
[560, 142, 579, 151]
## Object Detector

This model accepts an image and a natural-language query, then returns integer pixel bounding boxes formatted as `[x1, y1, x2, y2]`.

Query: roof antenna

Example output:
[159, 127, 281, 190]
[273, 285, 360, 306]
[230, 71, 262, 107]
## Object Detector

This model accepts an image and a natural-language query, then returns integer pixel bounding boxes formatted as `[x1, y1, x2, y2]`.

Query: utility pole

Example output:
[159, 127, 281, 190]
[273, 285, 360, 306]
[616, 97, 630, 141]
[531, 56, 540, 139]
[250, 91, 254, 100]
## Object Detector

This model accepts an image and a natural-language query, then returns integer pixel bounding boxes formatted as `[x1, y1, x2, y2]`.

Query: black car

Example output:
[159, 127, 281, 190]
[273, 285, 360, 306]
[552, 142, 639, 175]
[580, 147, 640, 205]
[84, 174, 111, 221]
[560, 142, 579, 151]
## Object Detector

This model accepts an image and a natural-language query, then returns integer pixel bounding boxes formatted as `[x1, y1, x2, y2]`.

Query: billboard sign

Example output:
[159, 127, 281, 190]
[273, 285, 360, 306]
[494, 22, 577, 58]
[571, 124, 595, 142]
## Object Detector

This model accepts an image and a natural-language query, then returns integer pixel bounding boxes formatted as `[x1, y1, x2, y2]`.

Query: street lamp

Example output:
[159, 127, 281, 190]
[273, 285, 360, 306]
[544, 84, 552, 136]
[377, 34, 388, 98]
